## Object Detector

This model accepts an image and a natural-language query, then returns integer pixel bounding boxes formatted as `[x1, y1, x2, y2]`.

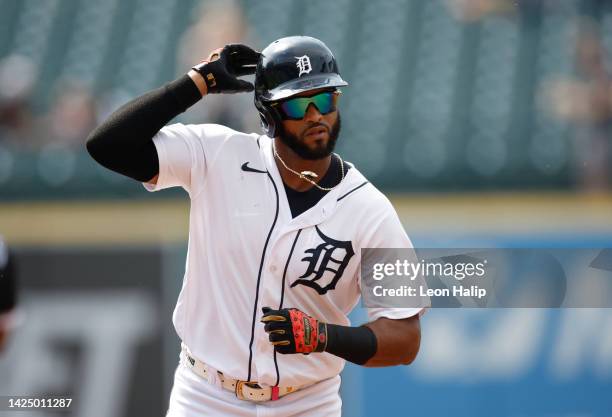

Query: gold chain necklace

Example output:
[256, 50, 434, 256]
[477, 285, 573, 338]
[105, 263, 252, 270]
[272, 142, 345, 192]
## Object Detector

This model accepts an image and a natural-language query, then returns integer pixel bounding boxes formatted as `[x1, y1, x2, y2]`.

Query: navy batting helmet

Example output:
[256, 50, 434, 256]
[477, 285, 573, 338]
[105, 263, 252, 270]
[254, 36, 348, 137]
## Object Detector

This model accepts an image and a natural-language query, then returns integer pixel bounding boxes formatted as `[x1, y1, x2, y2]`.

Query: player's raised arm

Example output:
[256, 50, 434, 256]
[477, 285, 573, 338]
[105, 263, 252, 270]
[85, 44, 259, 185]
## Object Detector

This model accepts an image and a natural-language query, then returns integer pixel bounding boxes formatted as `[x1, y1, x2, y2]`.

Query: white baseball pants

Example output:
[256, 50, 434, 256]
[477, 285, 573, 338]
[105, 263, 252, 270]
[166, 360, 342, 417]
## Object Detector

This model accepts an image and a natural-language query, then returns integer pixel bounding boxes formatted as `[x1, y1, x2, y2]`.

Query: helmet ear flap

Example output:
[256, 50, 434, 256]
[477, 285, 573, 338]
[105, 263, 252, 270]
[255, 99, 280, 138]
[258, 113, 272, 136]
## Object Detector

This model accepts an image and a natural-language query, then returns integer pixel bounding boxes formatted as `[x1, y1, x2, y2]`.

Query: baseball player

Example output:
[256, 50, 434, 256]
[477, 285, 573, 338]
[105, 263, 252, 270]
[87, 36, 425, 416]
[0, 237, 16, 353]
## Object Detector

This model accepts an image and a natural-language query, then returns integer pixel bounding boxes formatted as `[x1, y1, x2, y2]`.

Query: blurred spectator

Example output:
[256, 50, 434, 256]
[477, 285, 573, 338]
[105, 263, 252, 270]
[0, 237, 16, 353]
[36, 80, 97, 148]
[543, 20, 612, 191]
[0, 55, 96, 150]
[445, 0, 516, 21]
[445, 0, 566, 22]
[0, 54, 36, 148]
[176, 0, 260, 133]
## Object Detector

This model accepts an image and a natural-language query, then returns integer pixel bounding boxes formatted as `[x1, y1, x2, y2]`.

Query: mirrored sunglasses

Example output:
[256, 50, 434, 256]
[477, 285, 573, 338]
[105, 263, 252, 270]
[272, 90, 341, 120]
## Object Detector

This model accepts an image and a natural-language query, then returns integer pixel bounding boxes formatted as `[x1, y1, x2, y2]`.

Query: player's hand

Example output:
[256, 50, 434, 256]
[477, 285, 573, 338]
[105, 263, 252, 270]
[261, 307, 328, 354]
[192, 44, 259, 94]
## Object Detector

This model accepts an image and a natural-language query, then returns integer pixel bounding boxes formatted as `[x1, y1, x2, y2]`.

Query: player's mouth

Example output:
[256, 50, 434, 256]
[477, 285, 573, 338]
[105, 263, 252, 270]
[303, 126, 329, 140]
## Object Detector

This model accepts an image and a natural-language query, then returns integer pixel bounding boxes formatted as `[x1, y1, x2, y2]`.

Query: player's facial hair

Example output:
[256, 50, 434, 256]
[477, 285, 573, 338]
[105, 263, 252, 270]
[278, 113, 342, 160]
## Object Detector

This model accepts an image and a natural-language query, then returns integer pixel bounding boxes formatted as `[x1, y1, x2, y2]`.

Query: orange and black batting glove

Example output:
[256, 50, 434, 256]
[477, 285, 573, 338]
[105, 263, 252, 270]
[261, 307, 327, 354]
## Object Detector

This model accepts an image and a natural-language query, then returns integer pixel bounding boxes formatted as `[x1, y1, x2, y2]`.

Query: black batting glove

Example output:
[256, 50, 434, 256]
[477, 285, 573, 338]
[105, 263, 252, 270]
[261, 307, 328, 355]
[192, 44, 259, 94]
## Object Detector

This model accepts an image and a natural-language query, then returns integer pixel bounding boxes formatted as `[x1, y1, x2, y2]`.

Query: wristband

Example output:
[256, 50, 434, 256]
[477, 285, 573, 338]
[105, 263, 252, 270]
[324, 324, 377, 365]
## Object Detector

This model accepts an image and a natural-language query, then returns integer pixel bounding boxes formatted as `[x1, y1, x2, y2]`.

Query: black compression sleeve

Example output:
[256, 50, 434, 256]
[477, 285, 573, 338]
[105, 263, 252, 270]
[86, 75, 202, 182]
[324, 324, 377, 365]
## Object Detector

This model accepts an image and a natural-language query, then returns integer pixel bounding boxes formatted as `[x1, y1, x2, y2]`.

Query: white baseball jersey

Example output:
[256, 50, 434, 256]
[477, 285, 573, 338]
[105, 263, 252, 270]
[144, 123, 424, 387]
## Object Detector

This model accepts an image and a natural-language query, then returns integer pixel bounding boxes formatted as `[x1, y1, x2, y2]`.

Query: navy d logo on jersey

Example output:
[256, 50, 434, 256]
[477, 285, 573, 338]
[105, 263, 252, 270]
[291, 226, 355, 295]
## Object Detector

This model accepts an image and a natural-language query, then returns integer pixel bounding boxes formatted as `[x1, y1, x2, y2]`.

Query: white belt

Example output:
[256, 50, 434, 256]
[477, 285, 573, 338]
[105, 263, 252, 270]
[181, 344, 304, 402]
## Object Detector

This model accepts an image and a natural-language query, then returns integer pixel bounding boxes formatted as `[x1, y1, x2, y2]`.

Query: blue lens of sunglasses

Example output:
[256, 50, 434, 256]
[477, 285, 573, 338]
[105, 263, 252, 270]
[278, 91, 337, 120]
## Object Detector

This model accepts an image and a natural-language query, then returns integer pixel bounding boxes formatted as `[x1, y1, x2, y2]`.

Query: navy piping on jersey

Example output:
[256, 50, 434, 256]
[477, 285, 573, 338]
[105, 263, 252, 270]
[273, 228, 303, 387]
[246, 169, 280, 382]
[337, 181, 369, 202]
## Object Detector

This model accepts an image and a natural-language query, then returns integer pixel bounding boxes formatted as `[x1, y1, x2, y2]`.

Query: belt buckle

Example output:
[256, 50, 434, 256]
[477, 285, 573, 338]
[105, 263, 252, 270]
[235, 381, 270, 402]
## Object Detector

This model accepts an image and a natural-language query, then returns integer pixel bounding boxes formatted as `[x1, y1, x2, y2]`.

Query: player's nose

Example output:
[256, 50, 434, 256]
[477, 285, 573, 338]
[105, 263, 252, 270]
[303, 103, 323, 122]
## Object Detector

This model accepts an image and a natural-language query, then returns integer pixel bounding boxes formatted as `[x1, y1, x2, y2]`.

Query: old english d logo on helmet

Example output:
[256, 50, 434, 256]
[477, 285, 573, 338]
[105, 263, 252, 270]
[291, 226, 355, 295]
[254, 36, 348, 137]
[295, 55, 312, 77]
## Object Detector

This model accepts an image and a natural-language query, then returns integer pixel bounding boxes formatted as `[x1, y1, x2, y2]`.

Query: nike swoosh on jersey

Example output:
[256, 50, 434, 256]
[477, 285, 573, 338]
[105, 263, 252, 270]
[241, 162, 267, 173]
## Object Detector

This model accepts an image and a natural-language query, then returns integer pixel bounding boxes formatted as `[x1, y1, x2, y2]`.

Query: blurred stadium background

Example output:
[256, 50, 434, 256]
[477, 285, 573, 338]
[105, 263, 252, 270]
[0, 0, 611, 416]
